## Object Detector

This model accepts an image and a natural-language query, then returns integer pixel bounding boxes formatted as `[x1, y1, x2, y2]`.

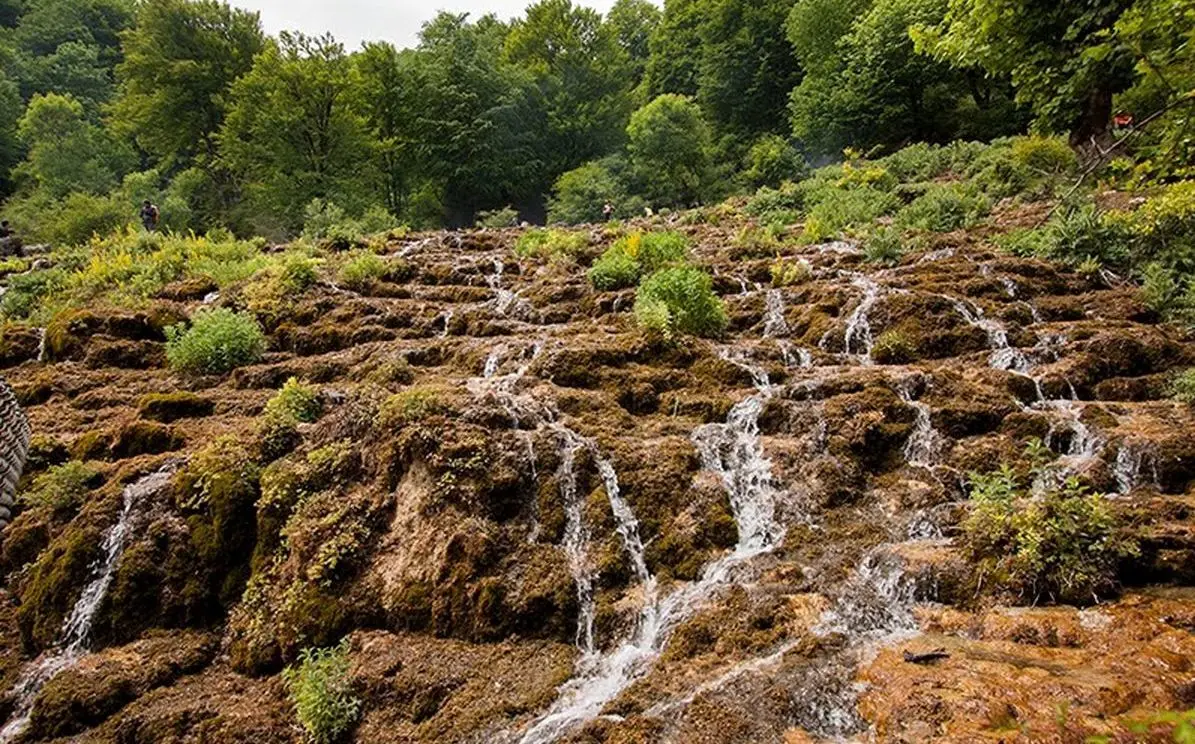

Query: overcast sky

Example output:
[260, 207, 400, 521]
[231, 1, 630, 51]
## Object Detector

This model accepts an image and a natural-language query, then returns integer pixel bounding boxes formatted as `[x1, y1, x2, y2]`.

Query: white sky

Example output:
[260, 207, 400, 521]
[231, 1, 629, 51]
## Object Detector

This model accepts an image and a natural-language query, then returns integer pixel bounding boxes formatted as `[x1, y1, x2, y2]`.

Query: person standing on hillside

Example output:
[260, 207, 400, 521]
[140, 200, 160, 232]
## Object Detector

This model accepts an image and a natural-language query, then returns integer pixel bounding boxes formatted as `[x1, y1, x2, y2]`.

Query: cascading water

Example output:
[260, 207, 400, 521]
[842, 276, 884, 363]
[948, 298, 1031, 374]
[0, 465, 177, 742]
[1113, 440, 1160, 495]
[763, 290, 790, 339]
[896, 377, 946, 471]
[517, 352, 788, 743]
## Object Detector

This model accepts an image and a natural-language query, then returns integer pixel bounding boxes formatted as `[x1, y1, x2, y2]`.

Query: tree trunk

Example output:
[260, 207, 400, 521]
[1070, 85, 1115, 167]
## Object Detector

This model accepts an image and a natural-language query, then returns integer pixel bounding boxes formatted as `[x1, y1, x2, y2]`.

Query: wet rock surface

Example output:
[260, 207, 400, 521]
[0, 216, 1194, 742]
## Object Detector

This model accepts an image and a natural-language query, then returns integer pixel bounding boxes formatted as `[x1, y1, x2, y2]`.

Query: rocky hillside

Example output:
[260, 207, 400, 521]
[1, 203, 1195, 743]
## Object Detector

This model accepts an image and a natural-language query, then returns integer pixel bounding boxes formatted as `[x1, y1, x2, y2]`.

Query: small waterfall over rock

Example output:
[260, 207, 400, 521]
[897, 377, 946, 471]
[948, 298, 1031, 374]
[1114, 440, 1161, 495]
[842, 276, 884, 363]
[0, 465, 177, 742]
[517, 352, 789, 744]
[763, 289, 790, 339]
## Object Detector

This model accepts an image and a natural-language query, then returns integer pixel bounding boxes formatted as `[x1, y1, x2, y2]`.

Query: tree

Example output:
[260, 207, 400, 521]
[0, 73, 22, 194]
[627, 94, 712, 207]
[789, 0, 1021, 156]
[2, 0, 133, 110]
[219, 33, 374, 234]
[696, 0, 803, 140]
[111, 0, 263, 167]
[505, 0, 633, 178]
[912, 0, 1141, 158]
[606, 0, 662, 84]
[549, 157, 630, 224]
[16, 91, 133, 196]
[644, 0, 706, 98]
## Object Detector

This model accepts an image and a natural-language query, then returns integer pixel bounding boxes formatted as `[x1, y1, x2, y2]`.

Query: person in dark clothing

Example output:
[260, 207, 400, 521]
[140, 200, 160, 232]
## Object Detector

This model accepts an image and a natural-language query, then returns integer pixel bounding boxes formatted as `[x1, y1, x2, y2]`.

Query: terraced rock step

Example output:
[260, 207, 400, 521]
[0, 211, 1193, 743]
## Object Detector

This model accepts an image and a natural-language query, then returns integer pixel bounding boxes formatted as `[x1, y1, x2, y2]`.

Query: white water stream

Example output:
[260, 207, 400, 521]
[0, 466, 177, 742]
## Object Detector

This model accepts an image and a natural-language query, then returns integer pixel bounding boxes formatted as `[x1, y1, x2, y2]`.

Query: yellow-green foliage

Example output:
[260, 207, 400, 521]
[380, 387, 448, 427]
[336, 250, 387, 291]
[283, 639, 361, 744]
[871, 330, 916, 364]
[634, 265, 727, 339]
[863, 227, 904, 265]
[1172, 369, 1195, 404]
[174, 436, 261, 514]
[0, 228, 271, 323]
[514, 228, 588, 261]
[963, 461, 1138, 604]
[732, 223, 785, 257]
[265, 378, 322, 424]
[770, 258, 812, 287]
[165, 307, 266, 374]
[243, 252, 320, 319]
[20, 461, 99, 512]
[588, 231, 690, 290]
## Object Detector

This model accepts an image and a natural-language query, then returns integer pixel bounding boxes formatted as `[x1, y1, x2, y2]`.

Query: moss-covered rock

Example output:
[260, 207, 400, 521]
[136, 391, 216, 423]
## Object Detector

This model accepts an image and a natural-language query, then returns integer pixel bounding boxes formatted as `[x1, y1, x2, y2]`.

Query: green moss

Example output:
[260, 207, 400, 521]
[111, 422, 183, 459]
[872, 330, 917, 365]
[18, 522, 104, 648]
[20, 462, 102, 513]
[70, 431, 110, 461]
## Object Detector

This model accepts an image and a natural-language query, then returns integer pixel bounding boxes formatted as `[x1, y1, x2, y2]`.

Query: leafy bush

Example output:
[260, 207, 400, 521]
[165, 308, 266, 374]
[303, 199, 400, 249]
[872, 330, 916, 364]
[587, 231, 690, 290]
[1139, 262, 1181, 315]
[548, 158, 628, 225]
[243, 253, 321, 320]
[744, 181, 803, 225]
[477, 206, 519, 229]
[265, 378, 322, 424]
[634, 266, 727, 339]
[514, 229, 589, 262]
[1045, 204, 1131, 266]
[1127, 182, 1195, 274]
[803, 187, 900, 242]
[963, 465, 1137, 604]
[337, 251, 387, 291]
[863, 227, 904, 265]
[283, 639, 361, 744]
[895, 184, 991, 232]
[732, 224, 784, 258]
[21, 461, 100, 512]
[770, 258, 812, 287]
[879, 140, 987, 182]
[1172, 369, 1195, 404]
[743, 134, 807, 189]
[380, 387, 449, 427]
[1010, 135, 1078, 176]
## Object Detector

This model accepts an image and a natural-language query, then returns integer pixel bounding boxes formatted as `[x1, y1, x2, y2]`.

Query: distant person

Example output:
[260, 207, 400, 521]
[602, 202, 614, 221]
[140, 200, 160, 232]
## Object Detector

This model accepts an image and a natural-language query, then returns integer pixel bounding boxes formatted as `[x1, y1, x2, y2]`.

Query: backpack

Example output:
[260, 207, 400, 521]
[150, 205, 160, 225]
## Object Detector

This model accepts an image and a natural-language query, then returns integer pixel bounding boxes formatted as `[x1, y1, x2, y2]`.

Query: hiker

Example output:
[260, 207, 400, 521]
[602, 202, 614, 221]
[0, 221, 21, 257]
[140, 200, 160, 232]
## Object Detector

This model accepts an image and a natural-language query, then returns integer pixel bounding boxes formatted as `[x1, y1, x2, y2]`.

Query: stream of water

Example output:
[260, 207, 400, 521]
[0, 465, 177, 742]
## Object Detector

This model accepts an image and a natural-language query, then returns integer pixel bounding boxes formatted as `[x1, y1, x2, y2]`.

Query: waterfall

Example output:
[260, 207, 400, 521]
[0, 465, 177, 742]
[762, 290, 789, 339]
[517, 352, 787, 744]
[948, 298, 1031, 374]
[896, 378, 946, 471]
[1113, 440, 1160, 495]
[843, 276, 884, 364]
[439, 309, 454, 338]
[35, 328, 46, 363]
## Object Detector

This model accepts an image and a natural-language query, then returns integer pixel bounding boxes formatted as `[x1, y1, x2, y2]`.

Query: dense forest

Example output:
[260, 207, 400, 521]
[0, 0, 1190, 243]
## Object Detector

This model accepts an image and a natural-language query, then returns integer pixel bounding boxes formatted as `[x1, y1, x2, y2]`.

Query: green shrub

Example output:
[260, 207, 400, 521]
[803, 187, 900, 242]
[634, 266, 727, 339]
[879, 141, 987, 182]
[1139, 262, 1180, 314]
[165, 308, 266, 374]
[380, 387, 448, 427]
[588, 246, 641, 291]
[770, 258, 812, 287]
[1127, 181, 1195, 274]
[514, 229, 588, 262]
[265, 378, 322, 424]
[477, 206, 519, 229]
[548, 158, 628, 225]
[732, 224, 784, 258]
[283, 639, 360, 744]
[895, 184, 991, 232]
[1010, 135, 1078, 176]
[587, 231, 690, 291]
[744, 181, 803, 225]
[872, 330, 916, 364]
[1046, 204, 1131, 266]
[743, 134, 807, 189]
[863, 227, 904, 265]
[963, 466, 1137, 604]
[20, 461, 100, 512]
[996, 228, 1050, 258]
[337, 251, 387, 291]
[1172, 369, 1195, 404]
